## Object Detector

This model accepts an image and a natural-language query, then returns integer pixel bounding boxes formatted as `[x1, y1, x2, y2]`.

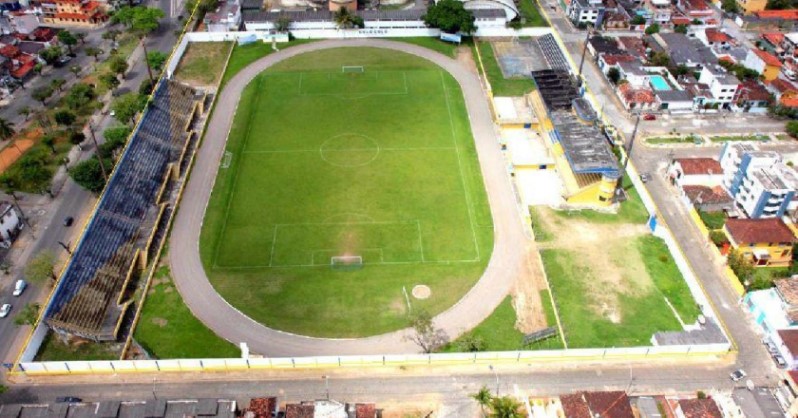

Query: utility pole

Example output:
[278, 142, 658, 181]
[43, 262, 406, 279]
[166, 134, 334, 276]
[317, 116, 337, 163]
[577, 26, 593, 86]
[57, 241, 72, 255]
[88, 123, 108, 182]
[615, 112, 642, 200]
[489, 365, 499, 396]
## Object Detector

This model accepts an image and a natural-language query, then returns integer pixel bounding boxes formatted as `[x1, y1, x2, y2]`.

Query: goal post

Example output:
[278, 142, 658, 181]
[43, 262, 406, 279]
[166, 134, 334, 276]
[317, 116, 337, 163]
[342, 66, 365, 73]
[331, 255, 363, 270]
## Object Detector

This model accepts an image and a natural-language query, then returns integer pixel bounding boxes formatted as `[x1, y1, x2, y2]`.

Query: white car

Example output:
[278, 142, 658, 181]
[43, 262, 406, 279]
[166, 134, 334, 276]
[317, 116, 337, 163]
[13, 279, 26, 296]
[0, 303, 11, 318]
[730, 369, 747, 381]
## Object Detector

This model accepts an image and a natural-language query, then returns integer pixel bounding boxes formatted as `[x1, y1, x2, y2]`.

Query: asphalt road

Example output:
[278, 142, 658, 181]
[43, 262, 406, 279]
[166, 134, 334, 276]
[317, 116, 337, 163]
[169, 39, 529, 357]
[0, 12, 181, 369]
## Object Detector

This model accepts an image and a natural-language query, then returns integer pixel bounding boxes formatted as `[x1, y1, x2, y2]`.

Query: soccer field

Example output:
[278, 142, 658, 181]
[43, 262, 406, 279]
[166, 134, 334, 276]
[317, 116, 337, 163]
[200, 48, 494, 337]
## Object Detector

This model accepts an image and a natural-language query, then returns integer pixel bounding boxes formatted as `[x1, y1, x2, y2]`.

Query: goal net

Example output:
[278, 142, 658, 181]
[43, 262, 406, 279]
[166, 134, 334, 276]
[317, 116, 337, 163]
[331, 255, 363, 270]
[342, 66, 365, 73]
[221, 151, 233, 169]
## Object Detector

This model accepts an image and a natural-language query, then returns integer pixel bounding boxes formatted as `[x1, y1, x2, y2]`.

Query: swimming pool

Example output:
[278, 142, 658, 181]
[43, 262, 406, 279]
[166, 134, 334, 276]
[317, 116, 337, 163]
[649, 75, 672, 91]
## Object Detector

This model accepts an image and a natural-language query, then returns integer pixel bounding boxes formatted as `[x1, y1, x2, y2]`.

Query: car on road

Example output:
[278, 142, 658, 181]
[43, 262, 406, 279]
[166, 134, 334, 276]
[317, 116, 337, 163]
[643, 113, 656, 121]
[64, 216, 74, 227]
[12, 279, 26, 296]
[730, 369, 747, 381]
[110, 110, 116, 117]
[0, 303, 11, 318]
[639, 173, 651, 183]
[54, 55, 72, 67]
[55, 397, 82, 403]
[774, 355, 787, 368]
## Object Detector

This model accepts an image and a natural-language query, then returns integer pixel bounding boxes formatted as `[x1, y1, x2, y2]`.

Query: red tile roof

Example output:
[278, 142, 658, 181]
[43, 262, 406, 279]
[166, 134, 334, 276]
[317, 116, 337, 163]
[754, 49, 783, 67]
[672, 16, 691, 25]
[0, 44, 19, 58]
[54, 12, 93, 20]
[602, 54, 636, 65]
[755, 9, 798, 20]
[677, 398, 723, 418]
[778, 329, 798, 358]
[790, 370, 798, 385]
[31, 27, 57, 42]
[284, 404, 314, 418]
[770, 78, 798, 93]
[737, 80, 773, 102]
[782, 96, 798, 107]
[583, 391, 635, 418]
[763, 32, 785, 46]
[718, 55, 736, 64]
[355, 404, 377, 418]
[560, 394, 591, 418]
[705, 28, 731, 44]
[726, 218, 796, 245]
[10, 60, 35, 79]
[675, 158, 722, 175]
[682, 0, 710, 11]
[619, 83, 656, 104]
[682, 185, 732, 205]
[244, 398, 276, 418]
[775, 278, 798, 305]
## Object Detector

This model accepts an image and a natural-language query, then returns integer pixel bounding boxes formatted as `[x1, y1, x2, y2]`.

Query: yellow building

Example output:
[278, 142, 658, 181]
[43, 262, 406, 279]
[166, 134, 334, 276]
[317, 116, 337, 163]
[736, 0, 767, 14]
[40, 0, 108, 28]
[724, 218, 797, 267]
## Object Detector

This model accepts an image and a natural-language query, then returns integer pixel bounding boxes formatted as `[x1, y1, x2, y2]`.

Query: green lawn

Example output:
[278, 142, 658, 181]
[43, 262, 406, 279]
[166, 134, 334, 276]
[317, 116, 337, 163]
[35, 332, 119, 361]
[441, 294, 563, 352]
[134, 265, 239, 359]
[542, 236, 694, 348]
[174, 41, 233, 87]
[698, 210, 726, 230]
[529, 207, 552, 242]
[645, 135, 702, 145]
[473, 41, 536, 97]
[390, 37, 464, 58]
[221, 40, 316, 87]
[748, 267, 791, 291]
[200, 48, 492, 338]
[551, 175, 649, 224]
[709, 135, 770, 143]
[517, 0, 548, 26]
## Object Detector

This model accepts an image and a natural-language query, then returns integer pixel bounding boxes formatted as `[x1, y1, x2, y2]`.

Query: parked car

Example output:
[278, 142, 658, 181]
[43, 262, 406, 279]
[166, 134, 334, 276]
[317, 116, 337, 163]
[55, 397, 83, 403]
[730, 369, 747, 381]
[774, 355, 788, 368]
[12, 279, 26, 296]
[765, 341, 778, 354]
[0, 303, 11, 318]
[639, 173, 651, 183]
[643, 113, 656, 121]
[63, 216, 74, 227]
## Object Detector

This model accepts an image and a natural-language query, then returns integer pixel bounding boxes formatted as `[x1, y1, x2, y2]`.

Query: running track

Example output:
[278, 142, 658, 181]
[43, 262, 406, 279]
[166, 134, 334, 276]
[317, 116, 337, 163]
[169, 39, 528, 357]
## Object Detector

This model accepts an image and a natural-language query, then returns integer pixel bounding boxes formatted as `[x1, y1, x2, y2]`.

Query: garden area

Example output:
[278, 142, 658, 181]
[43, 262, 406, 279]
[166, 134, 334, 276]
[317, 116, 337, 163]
[645, 134, 703, 146]
[174, 41, 234, 88]
[708, 134, 770, 143]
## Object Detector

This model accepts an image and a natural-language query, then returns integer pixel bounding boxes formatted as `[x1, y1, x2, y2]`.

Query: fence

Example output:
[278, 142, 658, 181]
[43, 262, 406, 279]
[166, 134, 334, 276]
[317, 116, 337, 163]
[15, 343, 731, 376]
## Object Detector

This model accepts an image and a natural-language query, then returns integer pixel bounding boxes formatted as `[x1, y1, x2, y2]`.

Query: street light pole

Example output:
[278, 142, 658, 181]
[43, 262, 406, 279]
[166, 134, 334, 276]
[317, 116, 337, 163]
[322, 375, 329, 400]
[88, 124, 108, 182]
[488, 365, 499, 396]
[615, 112, 642, 200]
[577, 26, 593, 86]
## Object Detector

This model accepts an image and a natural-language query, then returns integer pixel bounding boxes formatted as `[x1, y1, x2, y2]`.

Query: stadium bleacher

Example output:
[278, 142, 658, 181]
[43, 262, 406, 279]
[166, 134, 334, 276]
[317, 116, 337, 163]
[45, 80, 204, 341]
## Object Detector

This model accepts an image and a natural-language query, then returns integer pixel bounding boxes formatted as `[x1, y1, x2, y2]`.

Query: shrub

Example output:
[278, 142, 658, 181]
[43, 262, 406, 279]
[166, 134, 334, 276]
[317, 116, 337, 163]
[709, 230, 729, 246]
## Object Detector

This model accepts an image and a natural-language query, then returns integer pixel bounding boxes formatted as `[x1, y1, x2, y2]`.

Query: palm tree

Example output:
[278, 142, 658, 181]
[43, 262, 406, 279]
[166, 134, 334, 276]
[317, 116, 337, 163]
[471, 386, 492, 418]
[489, 396, 523, 418]
[0, 118, 15, 141]
[333, 7, 362, 29]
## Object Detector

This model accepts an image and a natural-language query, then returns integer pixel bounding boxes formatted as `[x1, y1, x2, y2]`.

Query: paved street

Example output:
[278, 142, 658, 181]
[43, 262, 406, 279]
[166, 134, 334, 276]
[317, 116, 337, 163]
[0, 5, 181, 372]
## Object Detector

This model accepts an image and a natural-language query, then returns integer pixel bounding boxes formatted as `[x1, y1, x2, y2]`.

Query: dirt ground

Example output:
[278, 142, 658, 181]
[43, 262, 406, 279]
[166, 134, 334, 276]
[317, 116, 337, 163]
[533, 207, 650, 324]
[173, 42, 234, 88]
[0, 128, 41, 173]
[511, 245, 548, 333]
[456, 46, 479, 75]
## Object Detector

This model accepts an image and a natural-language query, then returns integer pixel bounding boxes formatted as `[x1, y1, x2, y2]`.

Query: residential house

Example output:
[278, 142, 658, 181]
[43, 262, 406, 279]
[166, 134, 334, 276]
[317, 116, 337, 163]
[784, 32, 798, 58]
[0, 201, 21, 248]
[643, 0, 671, 25]
[560, 392, 635, 418]
[736, 0, 767, 14]
[587, 36, 622, 57]
[651, 32, 715, 69]
[696, 28, 731, 48]
[720, 143, 798, 218]
[677, 0, 713, 23]
[597, 53, 636, 75]
[6, 12, 40, 35]
[204, 0, 241, 32]
[37, 0, 108, 27]
[745, 279, 798, 337]
[567, 0, 606, 26]
[241, 0, 261, 10]
[724, 218, 797, 267]
[617, 58, 649, 86]
[732, 79, 773, 113]
[657, 89, 695, 112]
[760, 32, 785, 57]
[767, 78, 798, 108]
[697, 65, 740, 108]
[0, 43, 36, 80]
[618, 36, 647, 61]
[682, 185, 734, 212]
[618, 83, 657, 110]
[668, 158, 724, 186]
[675, 398, 723, 418]
[744, 48, 782, 81]
[776, 327, 798, 368]
[603, 4, 630, 29]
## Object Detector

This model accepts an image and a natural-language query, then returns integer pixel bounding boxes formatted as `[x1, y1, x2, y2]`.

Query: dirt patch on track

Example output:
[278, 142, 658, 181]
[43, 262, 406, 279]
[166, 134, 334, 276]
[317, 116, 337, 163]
[512, 245, 547, 333]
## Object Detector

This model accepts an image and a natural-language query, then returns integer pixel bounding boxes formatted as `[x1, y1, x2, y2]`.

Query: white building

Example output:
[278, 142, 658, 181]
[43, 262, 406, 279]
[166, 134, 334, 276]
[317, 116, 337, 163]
[617, 59, 649, 87]
[643, 0, 672, 24]
[459, 0, 519, 21]
[204, 0, 242, 32]
[667, 158, 723, 187]
[566, 0, 605, 26]
[719, 142, 798, 219]
[0, 201, 21, 248]
[698, 65, 740, 107]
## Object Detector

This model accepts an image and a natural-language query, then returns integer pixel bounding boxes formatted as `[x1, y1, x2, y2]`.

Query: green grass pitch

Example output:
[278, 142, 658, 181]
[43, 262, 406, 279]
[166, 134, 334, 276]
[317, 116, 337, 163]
[200, 48, 494, 338]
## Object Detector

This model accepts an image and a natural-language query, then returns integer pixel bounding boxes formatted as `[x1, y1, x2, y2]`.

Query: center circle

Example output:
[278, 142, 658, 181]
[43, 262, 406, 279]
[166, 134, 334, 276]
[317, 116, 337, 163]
[320, 133, 380, 167]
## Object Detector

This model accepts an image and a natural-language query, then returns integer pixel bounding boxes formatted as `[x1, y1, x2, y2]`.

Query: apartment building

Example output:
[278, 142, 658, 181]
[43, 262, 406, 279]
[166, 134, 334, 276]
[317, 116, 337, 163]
[35, 0, 107, 27]
[697, 65, 740, 107]
[567, 0, 606, 26]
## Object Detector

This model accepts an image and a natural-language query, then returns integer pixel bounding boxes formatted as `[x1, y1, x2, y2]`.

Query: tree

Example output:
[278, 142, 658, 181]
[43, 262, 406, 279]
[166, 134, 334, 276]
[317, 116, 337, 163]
[109, 55, 129, 79]
[33, 63, 43, 75]
[630, 15, 646, 25]
[276, 15, 292, 32]
[766, 0, 790, 8]
[423, 0, 476, 34]
[471, 386, 492, 418]
[69, 131, 85, 146]
[457, 334, 485, 352]
[25, 250, 57, 285]
[18, 106, 31, 121]
[788, 121, 798, 138]
[645, 23, 660, 35]
[112, 93, 147, 123]
[728, 248, 754, 288]
[41, 135, 56, 154]
[672, 64, 690, 76]
[58, 30, 78, 55]
[405, 310, 448, 353]
[649, 51, 671, 67]
[31, 86, 54, 105]
[721, 0, 740, 12]
[100, 72, 121, 91]
[102, 29, 122, 42]
[138, 78, 155, 95]
[489, 396, 523, 418]
[39, 45, 63, 64]
[146, 50, 168, 72]
[69, 157, 108, 193]
[64, 83, 96, 110]
[607, 67, 621, 84]
[112, 6, 137, 26]
[85, 46, 102, 61]
[100, 126, 131, 158]
[54, 109, 76, 128]
[674, 24, 688, 34]
[14, 303, 40, 327]
[128, 7, 166, 83]
[50, 78, 66, 92]
[0, 118, 14, 141]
